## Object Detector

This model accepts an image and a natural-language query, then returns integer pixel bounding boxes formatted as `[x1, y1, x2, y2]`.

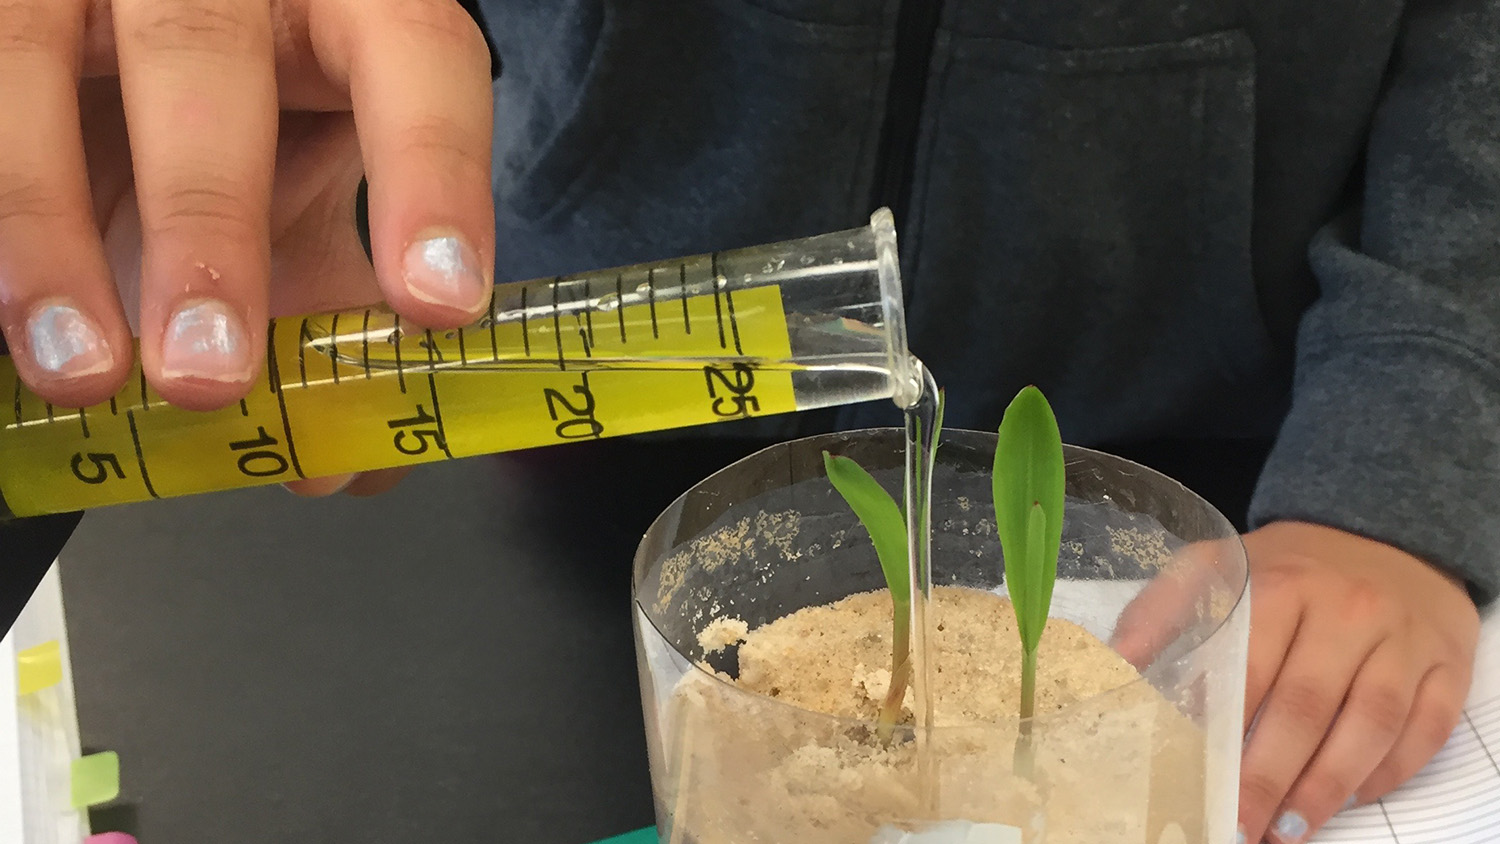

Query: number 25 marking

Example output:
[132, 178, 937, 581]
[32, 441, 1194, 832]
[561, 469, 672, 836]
[705, 364, 760, 418]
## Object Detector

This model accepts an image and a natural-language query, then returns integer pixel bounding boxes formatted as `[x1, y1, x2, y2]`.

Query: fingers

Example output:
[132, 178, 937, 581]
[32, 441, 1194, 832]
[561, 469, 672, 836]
[1242, 571, 1302, 734]
[112, 0, 278, 411]
[283, 473, 357, 498]
[0, 0, 133, 406]
[1235, 524, 1483, 844]
[1109, 540, 1239, 669]
[1238, 614, 1377, 843]
[311, 0, 496, 327]
[282, 467, 412, 499]
[343, 466, 413, 497]
[265, 113, 382, 317]
[1359, 664, 1469, 800]
[1263, 641, 1420, 842]
[1109, 572, 1195, 669]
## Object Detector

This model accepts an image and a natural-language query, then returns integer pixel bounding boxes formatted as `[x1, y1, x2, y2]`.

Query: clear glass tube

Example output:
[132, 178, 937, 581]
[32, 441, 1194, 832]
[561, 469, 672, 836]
[303, 207, 918, 408]
[634, 429, 1250, 844]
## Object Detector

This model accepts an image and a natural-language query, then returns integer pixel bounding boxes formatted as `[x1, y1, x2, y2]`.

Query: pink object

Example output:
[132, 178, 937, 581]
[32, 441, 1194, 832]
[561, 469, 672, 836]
[84, 835, 138, 844]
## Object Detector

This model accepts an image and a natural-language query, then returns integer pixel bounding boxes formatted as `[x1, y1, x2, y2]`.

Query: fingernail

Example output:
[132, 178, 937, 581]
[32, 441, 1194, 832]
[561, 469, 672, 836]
[1342, 795, 1359, 811]
[161, 300, 252, 383]
[1235, 826, 1247, 844]
[1274, 810, 1309, 842]
[27, 303, 114, 378]
[403, 231, 489, 310]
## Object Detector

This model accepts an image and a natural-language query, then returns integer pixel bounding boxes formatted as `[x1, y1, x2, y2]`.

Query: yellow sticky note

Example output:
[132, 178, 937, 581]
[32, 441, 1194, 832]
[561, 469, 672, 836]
[71, 752, 120, 809]
[16, 640, 62, 696]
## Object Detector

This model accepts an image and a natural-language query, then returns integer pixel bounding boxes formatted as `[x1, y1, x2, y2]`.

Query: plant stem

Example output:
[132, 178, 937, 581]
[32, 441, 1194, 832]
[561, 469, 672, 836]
[877, 603, 911, 743]
[1020, 646, 1037, 722]
[1015, 646, 1038, 777]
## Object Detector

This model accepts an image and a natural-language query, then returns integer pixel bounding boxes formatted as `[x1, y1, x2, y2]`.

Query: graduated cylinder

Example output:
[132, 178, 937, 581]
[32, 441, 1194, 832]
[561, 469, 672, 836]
[0, 210, 914, 518]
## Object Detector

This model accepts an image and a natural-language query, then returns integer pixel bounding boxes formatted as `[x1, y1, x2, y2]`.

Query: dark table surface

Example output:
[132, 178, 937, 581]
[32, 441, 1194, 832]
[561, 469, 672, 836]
[58, 436, 777, 844]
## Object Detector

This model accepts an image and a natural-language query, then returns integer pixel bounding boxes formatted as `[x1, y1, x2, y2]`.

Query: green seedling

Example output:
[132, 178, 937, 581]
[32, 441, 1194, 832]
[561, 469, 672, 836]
[821, 392, 945, 744]
[823, 451, 910, 742]
[993, 385, 1065, 774]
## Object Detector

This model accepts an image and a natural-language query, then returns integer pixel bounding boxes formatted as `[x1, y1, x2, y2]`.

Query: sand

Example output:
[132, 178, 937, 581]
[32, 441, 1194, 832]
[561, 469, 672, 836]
[657, 586, 1209, 844]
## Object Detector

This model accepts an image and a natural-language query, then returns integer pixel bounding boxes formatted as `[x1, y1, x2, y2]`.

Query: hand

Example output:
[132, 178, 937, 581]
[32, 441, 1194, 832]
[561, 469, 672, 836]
[0, 0, 496, 495]
[1236, 522, 1480, 844]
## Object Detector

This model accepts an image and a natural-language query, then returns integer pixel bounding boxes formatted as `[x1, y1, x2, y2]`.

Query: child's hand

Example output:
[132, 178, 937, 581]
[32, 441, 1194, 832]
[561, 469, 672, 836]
[1236, 522, 1480, 843]
[0, 0, 496, 422]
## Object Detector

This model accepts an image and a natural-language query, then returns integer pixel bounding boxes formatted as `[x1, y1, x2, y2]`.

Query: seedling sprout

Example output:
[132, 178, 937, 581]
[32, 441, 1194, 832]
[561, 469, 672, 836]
[821, 392, 944, 744]
[822, 385, 1063, 766]
[993, 385, 1065, 772]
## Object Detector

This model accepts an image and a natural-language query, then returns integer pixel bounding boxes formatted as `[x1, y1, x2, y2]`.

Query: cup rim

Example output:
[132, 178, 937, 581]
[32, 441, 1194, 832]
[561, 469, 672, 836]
[633, 427, 1251, 729]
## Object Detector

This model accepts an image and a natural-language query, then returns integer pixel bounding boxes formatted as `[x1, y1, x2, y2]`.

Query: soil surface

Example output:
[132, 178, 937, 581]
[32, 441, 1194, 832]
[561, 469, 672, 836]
[659, 586, 1208, 844]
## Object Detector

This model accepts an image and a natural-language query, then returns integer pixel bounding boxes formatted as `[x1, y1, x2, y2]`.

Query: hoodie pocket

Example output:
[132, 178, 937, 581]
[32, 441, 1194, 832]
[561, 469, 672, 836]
[893, 29, 1279, 442]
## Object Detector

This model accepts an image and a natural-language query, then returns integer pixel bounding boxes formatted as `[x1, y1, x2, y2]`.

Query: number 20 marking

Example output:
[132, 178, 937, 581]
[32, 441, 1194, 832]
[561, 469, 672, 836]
[545, 377, 603, 440]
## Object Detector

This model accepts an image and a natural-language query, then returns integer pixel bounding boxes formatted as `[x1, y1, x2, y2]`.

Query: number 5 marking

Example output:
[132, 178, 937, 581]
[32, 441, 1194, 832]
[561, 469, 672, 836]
[70, 452, 126, 485]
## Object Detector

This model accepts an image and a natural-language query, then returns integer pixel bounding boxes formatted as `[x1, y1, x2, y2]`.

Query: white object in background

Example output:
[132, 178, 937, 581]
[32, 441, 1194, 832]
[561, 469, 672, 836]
[0, 563, 91, 844]
[870, 821, 1023, 844]
[1313, 606, 1500, 844]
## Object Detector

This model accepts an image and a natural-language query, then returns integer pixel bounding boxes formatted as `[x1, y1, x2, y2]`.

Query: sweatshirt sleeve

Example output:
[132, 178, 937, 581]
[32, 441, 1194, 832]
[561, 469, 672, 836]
[1248, 0, 1500, 605]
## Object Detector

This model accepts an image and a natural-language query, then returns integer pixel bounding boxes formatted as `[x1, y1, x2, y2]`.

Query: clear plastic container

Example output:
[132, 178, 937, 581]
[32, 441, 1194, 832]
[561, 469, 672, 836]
[633, 429, 1250, 844]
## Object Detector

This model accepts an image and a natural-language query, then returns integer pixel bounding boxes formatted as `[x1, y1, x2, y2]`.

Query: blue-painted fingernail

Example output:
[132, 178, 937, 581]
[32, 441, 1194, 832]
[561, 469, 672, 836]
[1235, 825, 1248, 844]
[1275, 811, 1309, 842]
[403, 231, 490, 311]
[1342, 795, 1359, 810]
[162, 300, 252, 383]
[28, 303, 114, 378]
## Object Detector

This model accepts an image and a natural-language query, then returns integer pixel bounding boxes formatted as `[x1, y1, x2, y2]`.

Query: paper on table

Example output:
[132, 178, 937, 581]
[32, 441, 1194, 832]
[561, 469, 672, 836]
[0, 563, 92, 844]
[1313, 607, 1500, 844]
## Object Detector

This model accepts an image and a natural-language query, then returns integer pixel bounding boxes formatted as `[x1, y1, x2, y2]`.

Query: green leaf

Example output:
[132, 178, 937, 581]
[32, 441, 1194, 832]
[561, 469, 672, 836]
[823, 452, 909, 608]
[993, 386, 1065, 654]
[824, 450, 914, 742]
[1024, 502, 1048, 641]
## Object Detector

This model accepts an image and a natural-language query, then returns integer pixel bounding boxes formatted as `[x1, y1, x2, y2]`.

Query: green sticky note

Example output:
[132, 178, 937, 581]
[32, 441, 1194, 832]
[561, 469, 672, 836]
[594, 829, 656, 844]
[70, 752, 120, 809]
[16, 640, 62, 696]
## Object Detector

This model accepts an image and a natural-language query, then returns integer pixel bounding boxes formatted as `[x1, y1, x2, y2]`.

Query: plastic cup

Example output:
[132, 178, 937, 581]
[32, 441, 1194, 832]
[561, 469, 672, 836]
[633, 428, 1250, 843]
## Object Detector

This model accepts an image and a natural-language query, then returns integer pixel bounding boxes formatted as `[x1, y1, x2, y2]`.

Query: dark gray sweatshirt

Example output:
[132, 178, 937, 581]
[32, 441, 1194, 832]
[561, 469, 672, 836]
[472, 0, 1500, 603]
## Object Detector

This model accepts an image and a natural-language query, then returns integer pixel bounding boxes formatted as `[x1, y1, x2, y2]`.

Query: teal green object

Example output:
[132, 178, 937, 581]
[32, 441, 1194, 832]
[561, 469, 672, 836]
[592, 829, 656, 844]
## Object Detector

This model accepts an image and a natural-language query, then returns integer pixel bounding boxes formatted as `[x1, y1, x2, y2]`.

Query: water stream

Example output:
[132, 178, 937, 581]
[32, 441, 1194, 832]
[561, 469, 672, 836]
[900, 357, 942, 808]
